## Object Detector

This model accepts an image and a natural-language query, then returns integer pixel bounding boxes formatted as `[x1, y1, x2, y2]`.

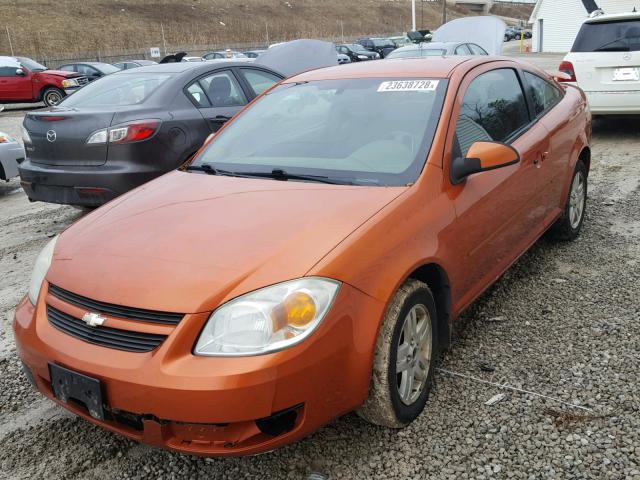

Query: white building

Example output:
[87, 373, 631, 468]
[529, 0, 640, 52]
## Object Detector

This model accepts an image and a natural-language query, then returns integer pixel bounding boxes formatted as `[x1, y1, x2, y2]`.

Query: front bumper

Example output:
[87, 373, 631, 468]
[18, 158, 161, 206]
[13, 282, 384, 456]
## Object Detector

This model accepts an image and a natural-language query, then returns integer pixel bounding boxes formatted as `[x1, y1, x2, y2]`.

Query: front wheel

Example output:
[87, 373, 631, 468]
[357, 279, 438, 428]
[548, 160, 587, 241]
[42, 87, 65, 107]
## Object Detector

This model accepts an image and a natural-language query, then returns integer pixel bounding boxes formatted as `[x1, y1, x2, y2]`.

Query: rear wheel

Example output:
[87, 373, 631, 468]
[357, 279, 438, 428]
[549, 160, 587, 241]
[42, 87, 65, 107]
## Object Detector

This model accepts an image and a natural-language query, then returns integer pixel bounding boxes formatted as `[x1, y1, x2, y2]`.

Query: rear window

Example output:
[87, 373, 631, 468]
[61, 73, 171, 107]
[572, 19, 640, 52]
[387, 48, 446, 59]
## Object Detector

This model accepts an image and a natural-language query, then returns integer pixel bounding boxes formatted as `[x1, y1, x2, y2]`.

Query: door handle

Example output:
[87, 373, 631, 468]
[210, 115, 231, 123]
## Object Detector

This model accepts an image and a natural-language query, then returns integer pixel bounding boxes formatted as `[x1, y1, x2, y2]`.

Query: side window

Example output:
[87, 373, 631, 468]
[77, 65, 98, 76]
[469, 44, 488, 55]
[456, 69, 530, 156]
[240, 68, 281, 96]
[455, 44, 471, 55]
[0, 66, 19, 77]
[113, 63, 125, 70]
[523, 71, 562, 117]
[186, 82, 210, 107]
[198, 70, 246, 107]
[58, 65, 75, 72]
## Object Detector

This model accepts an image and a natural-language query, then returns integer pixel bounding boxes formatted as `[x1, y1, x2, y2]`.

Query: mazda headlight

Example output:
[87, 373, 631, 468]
[194, 278, 340, 356]
[28, 236, 58, 305]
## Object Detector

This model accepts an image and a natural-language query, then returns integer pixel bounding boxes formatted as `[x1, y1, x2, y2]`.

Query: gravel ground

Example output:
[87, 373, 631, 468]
[1, 53, 639, 479]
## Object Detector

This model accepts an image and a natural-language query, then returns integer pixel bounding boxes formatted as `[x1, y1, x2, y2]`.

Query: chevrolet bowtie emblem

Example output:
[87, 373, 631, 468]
[82, 312, 106, 327]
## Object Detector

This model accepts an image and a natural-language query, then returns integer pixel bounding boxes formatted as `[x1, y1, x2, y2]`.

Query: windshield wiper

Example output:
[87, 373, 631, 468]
[233, 168, 353, 185]
[593, 36, 630, 52]
[185, 164, 352, 184]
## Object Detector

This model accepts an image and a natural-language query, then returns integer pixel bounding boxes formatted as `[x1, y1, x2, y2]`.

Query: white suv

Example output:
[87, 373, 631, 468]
[559, 11, 640, 115]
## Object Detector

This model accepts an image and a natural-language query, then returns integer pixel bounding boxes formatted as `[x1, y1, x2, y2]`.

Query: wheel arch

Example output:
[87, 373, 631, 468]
[406, 263, 452, 350]
[578, 146, 591, 176]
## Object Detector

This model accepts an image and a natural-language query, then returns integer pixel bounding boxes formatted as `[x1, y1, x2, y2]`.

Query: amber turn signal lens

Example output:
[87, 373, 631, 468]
[283, 292, 316, 328]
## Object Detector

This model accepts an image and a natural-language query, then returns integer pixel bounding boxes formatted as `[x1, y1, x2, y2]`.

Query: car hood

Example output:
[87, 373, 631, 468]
[40, 69, 81, 78]
[49, 171, 406, 314]
[433, 16, 506, 55]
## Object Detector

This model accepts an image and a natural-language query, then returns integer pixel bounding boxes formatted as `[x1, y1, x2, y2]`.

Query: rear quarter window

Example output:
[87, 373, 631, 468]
[523, 72, 563, 117]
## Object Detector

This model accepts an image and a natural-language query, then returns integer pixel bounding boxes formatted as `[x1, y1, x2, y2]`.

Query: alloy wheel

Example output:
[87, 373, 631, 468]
[396, 304, 432, 405]
[569, 171, 586, 229]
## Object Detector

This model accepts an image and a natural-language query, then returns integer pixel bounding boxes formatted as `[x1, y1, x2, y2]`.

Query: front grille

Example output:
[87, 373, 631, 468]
[76, 77, 89, 86]
[49, 284, 183, 325]
[47, 306, 167, 353]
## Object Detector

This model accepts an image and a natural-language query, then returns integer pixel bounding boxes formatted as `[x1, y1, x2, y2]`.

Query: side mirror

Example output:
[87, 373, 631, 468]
[16, 68, 26, 76]
[450, 141, 519, 185]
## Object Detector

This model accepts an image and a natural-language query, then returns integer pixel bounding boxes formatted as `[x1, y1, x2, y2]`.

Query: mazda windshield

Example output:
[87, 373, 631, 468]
[192, 78, 447, 186]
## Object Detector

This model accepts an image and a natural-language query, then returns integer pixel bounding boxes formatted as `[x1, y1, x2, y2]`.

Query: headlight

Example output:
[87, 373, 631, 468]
[61, 78, 79, 88]
[194, 277, 340, 356]
[28, 236, 58, 305]
[21, 125, 32, 145]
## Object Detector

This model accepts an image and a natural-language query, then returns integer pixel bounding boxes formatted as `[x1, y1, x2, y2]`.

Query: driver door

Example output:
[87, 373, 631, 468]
[442, 65, 549, 312]
[0, 65, 32, 101]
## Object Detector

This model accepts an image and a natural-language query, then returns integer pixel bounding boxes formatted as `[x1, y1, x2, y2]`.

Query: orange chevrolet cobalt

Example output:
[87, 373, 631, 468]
[14, 56, 591, 456]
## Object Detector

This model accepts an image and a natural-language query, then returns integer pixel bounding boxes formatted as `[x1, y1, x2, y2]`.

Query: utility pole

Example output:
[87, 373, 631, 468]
[160, 22, 167, 55]
[411, 0, 417, 31]
[5, 26, 14, 56]
[265, 22, 270, 46]
[442, 0, 447, 26]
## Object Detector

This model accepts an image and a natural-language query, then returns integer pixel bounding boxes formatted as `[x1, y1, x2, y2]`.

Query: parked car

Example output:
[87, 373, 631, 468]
[389, 35, 413, 48]
[113, 60, 158, 70]
[19, 62, 284, 207]
[0, 131, 24, 181]
[504, 27, 518, 41]
[242, 50, 266, 59]
[386, 42, 488, 59]
[203, 51, 248, 61]
[58, 62, 120, 82]
[14, 55, 591, 456]
[336, 44, 379, 61]
[182, 56, 205, 62]
[0, 56, 87, 107]
[558, 11, 640, 115]
[356, 37, 397, 58]
[337, 53, 351, 64]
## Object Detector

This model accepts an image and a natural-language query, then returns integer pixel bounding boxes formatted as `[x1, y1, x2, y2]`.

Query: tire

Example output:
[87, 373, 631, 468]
[548, 160, 587, 241]
[357, 279, 438, 428]
[42, 87, 65, 107]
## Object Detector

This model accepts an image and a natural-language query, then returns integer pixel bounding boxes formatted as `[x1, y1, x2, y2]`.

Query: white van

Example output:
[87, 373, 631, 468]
[559, 11, 640, 115]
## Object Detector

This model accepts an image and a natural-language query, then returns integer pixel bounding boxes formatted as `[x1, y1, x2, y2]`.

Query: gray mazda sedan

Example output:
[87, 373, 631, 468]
[19, 61, 284, 206]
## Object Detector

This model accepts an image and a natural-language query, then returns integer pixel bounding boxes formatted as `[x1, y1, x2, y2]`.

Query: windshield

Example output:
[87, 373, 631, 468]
[350, 44, 369, 53]
[193, 78, 447, 186]
[60, 72, 171, 107]
[387, 48, 446, 59]
[372, 39, 394, 47]
[572, 19, 640, 52]
[95, 63, 120, 75]
[16, 57, 47, 71]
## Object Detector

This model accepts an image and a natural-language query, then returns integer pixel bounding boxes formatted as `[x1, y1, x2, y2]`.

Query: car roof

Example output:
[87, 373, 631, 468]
[395, 42, 460, 50]
[64, 61, 110, 66]
[127, 60, 259, 74]
[287, 56, 475, 82]
[585, 11, 640, 23]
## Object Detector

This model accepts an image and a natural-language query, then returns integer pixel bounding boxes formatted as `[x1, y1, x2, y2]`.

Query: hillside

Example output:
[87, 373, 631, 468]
[0, 0, 534, 61]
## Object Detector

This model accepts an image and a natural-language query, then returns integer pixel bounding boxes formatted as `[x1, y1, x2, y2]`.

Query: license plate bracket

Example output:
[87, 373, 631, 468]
[49, 363, 104, 420]
[612, 67, 640, 81]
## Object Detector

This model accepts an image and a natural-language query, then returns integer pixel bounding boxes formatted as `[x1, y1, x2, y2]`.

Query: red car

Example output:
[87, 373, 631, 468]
[0, 56, 88, 107]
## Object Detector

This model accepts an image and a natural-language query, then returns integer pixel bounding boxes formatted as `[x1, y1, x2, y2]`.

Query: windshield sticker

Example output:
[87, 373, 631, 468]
[377, 80, 439, 92]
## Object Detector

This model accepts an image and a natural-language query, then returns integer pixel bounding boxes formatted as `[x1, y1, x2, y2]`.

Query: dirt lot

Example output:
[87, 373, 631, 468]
[1, 53, 639, 479]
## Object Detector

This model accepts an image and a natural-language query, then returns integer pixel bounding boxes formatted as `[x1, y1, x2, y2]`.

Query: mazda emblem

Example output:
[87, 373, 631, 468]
[46, 130, 57, 142]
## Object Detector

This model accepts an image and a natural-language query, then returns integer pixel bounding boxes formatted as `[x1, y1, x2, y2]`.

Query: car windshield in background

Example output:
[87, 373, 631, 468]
[351, 44, 370, 52]
[372, 39, 394, 47]
[60, 73, 171, 107]
[388, 49, 447, 59]
[16, 57, 47, 71]
[95, 63, 121, 75]
[193, 78, 447, 186]
[572, 20, 640, 52]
